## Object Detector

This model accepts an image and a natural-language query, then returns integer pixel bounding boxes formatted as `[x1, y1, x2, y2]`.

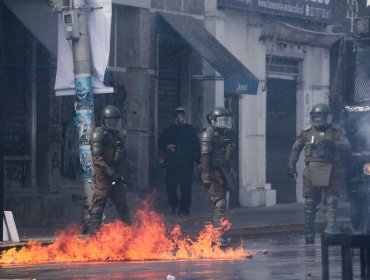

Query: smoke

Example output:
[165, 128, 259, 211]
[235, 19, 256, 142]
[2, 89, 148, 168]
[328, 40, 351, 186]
[343, 106, 370, 232]
[344, 106, 370, 152]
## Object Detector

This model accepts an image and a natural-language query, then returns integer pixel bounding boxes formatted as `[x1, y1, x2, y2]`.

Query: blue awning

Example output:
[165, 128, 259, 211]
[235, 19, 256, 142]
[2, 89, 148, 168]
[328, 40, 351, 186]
[157, 12, 259, 95]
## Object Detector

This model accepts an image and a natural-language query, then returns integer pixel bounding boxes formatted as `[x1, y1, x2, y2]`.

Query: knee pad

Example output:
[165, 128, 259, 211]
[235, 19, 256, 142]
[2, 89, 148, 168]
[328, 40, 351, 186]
[305, 197, 318, 207]
[91, 205, 104, 216]
[214, 198, 227, 209]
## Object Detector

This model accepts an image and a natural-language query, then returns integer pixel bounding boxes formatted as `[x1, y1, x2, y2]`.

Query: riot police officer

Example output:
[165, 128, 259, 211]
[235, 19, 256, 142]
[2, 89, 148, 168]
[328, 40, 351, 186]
[200, 107, 236, 230]
[288, 103, 350, 243]
[89, 105, 131, 234]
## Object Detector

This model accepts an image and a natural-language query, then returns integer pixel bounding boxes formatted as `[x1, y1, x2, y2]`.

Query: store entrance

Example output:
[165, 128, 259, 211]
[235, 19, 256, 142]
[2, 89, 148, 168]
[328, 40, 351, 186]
[266, 78, 297, 203]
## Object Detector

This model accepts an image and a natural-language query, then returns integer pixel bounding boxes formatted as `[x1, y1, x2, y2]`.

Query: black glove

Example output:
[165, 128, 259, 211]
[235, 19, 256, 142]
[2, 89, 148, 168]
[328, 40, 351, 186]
[287, 167, 298, 180]
[111, 173, 126, 187]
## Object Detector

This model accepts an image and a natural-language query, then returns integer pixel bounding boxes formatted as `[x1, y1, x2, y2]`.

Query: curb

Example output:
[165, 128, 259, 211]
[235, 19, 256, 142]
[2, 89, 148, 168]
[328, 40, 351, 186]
[225, 219, 351, 237]
[0, 240, 52, 252]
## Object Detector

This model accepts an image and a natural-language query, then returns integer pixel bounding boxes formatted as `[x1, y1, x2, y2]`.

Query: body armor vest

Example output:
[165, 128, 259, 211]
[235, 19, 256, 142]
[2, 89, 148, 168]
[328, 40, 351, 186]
[304, 127, 334, 162]
[202, 127, 235, 167]
[91, 127, 125, 166]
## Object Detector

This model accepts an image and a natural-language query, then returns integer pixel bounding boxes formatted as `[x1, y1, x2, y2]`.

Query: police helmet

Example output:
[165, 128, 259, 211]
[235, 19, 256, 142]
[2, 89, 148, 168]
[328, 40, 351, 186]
[100, 105, 122, 131]
[310, 103, 332, 128]
[207, 107, 233, 130]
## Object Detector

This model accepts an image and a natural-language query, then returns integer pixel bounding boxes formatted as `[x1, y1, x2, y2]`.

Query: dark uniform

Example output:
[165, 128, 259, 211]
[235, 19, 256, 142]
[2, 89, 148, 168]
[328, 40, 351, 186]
[201, 107, 236, 228]
[158, 107, 200, 215]
[89, 105, 130, 234]
[288, 103, 350, 243]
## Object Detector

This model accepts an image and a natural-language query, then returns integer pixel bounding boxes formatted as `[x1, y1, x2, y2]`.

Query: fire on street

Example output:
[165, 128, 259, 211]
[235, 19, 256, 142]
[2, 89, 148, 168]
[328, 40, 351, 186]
[0, 203, 249, 265]
[0, 233, 365, 280]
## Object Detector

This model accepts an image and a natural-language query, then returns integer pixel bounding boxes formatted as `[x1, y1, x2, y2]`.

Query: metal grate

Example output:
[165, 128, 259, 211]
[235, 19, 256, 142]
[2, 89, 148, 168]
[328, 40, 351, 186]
[354, 44, 370, 102]
[354, 17, 370, 37]
[266, 55, 299, 75]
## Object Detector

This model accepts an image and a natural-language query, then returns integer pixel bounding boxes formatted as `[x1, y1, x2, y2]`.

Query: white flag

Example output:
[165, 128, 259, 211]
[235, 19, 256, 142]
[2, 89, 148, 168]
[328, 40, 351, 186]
[54, 0, 113, 96]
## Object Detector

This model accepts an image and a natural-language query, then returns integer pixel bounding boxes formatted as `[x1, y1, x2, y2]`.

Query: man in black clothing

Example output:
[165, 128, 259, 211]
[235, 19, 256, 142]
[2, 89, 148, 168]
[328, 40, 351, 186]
[159, 107, 200, 216]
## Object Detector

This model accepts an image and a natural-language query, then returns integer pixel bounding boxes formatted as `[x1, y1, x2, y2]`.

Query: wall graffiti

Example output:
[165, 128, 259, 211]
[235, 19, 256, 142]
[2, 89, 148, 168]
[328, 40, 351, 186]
[3, 128, 25, 155]
[51, 99, 60, 126]
[50, 150, 60, 171]
[4, 166, 24, 182]
[50, 127, 62, 145]
[49, 127, 62, 173]
[3, 161, 28, 188]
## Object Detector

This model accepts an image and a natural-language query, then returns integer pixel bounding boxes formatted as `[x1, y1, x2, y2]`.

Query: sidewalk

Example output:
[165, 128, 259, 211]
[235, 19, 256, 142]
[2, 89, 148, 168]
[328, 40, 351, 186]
[0, 200, 352, 251]
[166, 200, 351, 237]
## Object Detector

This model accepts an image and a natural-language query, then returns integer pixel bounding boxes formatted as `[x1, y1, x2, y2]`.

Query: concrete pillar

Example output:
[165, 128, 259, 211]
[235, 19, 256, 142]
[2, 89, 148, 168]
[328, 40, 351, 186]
[110, 7, 154, 190]
[120, 70, 155, 190]
[203, 0, 225, 122]
[204, 5, 276, 207]
[226, 11, 276, 207]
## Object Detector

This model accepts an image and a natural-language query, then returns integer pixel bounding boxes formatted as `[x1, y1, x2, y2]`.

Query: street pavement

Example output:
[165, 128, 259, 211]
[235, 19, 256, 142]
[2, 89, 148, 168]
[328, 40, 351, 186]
[0, 232, 357, 280]
[161, 198, 352, 238]
[0, 192, 352, 250]
[0, 194, 355, 280]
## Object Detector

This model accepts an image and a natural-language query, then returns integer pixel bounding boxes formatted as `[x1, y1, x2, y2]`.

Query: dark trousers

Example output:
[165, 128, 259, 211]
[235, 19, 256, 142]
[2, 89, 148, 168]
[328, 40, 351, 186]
[165, 163, 193, 213]
[92, 167, 130, 224]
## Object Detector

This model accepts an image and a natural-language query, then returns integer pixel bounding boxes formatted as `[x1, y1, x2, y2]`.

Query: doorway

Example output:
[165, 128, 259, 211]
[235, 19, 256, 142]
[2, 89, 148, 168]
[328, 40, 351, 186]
[266, 78, 297, 203]
[154, 32, 191, 196]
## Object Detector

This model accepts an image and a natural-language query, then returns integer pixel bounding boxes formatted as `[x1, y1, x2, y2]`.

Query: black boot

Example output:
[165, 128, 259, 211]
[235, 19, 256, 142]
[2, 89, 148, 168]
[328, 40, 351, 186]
[325, 195, 339, 234]
[117, 206, 132, 225]
[213, 198, 227, 228]
[304, 198, 316, 244]
[89, 205, 104, 235]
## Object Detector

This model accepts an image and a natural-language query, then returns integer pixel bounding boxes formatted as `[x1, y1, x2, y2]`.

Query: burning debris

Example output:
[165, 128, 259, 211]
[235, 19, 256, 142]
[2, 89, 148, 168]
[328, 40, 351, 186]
[0, 203, 250, 265]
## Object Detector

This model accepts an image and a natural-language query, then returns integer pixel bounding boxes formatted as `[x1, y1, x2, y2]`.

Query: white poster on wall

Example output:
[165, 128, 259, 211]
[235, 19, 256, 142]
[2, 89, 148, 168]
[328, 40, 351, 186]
[54, 0, 113, 96]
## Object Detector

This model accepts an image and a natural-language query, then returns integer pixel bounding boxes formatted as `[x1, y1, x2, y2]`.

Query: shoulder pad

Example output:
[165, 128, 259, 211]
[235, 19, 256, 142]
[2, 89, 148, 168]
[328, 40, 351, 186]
[201, 126, 214, 140]
[91, 128, 105, 156]
[94, 126, 104, 132]
[206, 126, 214, 133]
[330, 123, 345, 133]
[91, 128, 105, 141]
[303, 124, 312, 131]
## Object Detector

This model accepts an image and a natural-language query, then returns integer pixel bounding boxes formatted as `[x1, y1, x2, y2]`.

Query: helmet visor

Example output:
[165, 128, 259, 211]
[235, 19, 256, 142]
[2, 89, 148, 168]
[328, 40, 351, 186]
[211, 116, 233, 129]
[310, 113, 331, 127]
[103, 117, 122, 130]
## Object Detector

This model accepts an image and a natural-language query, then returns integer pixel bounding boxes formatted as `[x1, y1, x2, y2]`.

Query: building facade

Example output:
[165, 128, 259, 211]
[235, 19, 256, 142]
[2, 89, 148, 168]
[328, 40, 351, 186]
[0, 0, 354, 228]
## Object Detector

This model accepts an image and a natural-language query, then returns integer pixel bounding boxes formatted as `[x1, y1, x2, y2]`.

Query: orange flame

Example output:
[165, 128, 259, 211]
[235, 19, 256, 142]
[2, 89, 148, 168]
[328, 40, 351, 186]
[364, 163, 370, 175]
[0, 202, 250, 265]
